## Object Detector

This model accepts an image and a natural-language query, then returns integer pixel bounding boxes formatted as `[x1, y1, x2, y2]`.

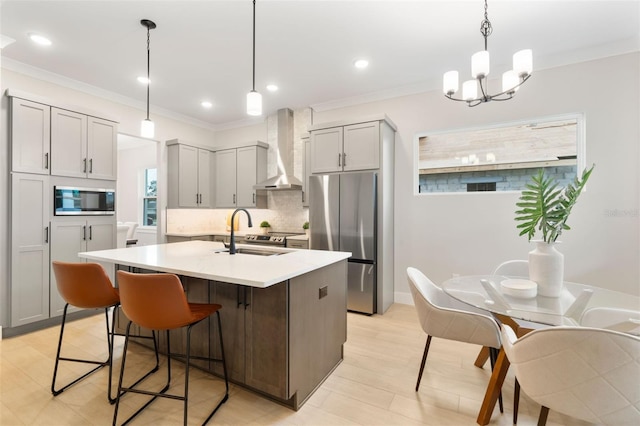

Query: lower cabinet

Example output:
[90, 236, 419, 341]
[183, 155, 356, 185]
[50, 218, 116, 316]
[10, 173, 50, 327]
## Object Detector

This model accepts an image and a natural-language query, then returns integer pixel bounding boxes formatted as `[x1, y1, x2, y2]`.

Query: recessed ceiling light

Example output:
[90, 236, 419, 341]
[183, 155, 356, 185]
[354, 59, 369, 69]
[29, 33, 52, 46]
[266, 84, 278, 92]
[201, 101, 213, 108]
[137, 76, 150, 84]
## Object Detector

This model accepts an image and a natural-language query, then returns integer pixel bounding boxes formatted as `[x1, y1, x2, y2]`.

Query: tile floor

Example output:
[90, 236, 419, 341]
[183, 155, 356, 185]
[0, 304, 590, 425]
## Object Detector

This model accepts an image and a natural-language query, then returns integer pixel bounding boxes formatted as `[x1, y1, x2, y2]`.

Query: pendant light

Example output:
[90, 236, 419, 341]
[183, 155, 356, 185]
[443, 0, 532, 107]
[140, 19, 156, 138]
[247, 0, 262, 116]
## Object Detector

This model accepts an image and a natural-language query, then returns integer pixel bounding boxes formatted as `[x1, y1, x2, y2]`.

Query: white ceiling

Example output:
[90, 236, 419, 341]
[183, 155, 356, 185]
[1, 1, 639, 129]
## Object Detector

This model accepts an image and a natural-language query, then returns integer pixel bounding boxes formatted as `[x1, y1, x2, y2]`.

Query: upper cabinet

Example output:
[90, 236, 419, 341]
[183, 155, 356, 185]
[215, 144, 268, 209]
[10, 94, 118, 180]
[167, 141, 214, 208]
[10, 97, 51, 175]
[51, 108, 117, 180]
[310, 120, 387, 174]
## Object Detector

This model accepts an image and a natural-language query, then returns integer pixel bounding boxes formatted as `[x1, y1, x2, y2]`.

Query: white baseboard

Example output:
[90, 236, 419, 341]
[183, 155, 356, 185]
[394, 291, 414, 306]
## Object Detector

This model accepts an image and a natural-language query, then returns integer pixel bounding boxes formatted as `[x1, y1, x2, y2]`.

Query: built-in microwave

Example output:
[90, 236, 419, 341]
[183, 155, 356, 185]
[54, 186, 115, 216]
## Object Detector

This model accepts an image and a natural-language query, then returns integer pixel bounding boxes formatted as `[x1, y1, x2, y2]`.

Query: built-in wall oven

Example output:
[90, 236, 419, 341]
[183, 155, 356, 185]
[54, 186, 115, 216]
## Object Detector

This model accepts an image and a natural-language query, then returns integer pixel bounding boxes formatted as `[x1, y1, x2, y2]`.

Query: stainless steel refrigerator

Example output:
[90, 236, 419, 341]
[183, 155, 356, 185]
[309, 172, 377, 314]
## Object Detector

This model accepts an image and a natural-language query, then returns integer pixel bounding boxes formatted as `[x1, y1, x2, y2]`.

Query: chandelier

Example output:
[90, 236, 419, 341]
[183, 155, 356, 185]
[443, 0, 532, 107]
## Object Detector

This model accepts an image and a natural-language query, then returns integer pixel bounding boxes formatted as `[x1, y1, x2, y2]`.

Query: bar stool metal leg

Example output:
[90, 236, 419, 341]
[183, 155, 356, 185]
[52, 304, 114, 397]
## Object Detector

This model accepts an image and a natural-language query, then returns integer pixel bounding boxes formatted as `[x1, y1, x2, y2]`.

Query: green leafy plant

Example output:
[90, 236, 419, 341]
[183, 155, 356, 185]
[302, 221, 309, 230]
[260, 220, 271, 228]
[515, 165, 594, 243]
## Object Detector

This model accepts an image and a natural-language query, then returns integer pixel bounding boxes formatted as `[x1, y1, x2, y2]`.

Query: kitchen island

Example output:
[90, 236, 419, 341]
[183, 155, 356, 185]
[79, 241, 351, 410]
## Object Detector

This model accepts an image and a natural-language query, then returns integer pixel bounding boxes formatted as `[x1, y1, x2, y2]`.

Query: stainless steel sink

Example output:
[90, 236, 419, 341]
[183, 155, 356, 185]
[213, 247, 285, 256]
[235, 248, 282, 256]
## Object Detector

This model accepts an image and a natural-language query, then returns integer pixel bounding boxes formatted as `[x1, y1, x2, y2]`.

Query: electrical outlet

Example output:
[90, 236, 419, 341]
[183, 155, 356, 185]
[319, 286, 328, 299]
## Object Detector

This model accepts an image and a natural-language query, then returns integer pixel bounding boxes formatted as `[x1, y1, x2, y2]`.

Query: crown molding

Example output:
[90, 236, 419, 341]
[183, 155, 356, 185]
[1, 57, 218, 131]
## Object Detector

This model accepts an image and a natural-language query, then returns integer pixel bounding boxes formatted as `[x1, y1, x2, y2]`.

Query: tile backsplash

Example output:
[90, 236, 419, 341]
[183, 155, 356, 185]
[166, 191, 309, 235]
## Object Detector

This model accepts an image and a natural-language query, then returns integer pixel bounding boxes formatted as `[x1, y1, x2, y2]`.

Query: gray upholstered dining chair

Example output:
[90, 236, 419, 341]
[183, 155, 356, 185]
[500, 324, 640, 425]
[406, 267, 504, 412]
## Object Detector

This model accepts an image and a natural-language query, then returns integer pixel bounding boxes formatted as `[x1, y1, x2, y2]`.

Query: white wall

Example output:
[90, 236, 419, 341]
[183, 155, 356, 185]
[312, 53, 639, 299]
[117, 143, 157, 224]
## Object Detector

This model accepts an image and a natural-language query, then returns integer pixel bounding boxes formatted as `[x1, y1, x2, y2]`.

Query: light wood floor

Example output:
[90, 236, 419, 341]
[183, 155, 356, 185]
[0, 304, 590, 425]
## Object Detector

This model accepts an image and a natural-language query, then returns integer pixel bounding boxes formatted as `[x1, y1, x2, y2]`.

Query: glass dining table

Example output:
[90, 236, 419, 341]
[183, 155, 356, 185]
[441, 275, 640, 425]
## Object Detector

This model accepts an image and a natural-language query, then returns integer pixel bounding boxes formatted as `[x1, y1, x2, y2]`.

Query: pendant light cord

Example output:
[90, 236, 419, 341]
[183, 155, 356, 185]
[146, 25, 151, 120]
[252, 0, 256, 92]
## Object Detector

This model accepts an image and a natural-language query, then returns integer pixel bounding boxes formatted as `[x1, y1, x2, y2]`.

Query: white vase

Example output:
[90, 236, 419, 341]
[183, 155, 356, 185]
[261, 227, 269, 235]
[528, 240, 564, 297]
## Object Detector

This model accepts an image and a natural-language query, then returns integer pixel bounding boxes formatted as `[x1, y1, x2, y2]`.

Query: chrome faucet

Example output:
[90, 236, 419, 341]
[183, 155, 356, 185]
[229, 208, 253, 254]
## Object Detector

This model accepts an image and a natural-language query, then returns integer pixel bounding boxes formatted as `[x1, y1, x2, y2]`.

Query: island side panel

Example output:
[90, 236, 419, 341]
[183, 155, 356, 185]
[211, 281, 246, 383]
[289, 259, 347, 408]
[244, 281, 289, 399]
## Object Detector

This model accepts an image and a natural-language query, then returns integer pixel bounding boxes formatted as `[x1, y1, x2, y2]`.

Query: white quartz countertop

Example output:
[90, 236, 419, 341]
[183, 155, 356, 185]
[79, 241, 351, 288]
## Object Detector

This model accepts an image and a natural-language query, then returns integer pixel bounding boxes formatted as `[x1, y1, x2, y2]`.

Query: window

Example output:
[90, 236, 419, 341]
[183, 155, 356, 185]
[143, 168, 157, 226]
[415, 114, 585, 194]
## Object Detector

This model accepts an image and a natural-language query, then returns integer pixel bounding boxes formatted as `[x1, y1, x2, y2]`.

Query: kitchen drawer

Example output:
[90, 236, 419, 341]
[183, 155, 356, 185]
[286, 239, 309, 249]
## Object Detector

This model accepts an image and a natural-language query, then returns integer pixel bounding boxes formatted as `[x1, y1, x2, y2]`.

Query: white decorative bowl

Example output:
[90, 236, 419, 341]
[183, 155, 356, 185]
[500, 279, 537, 299]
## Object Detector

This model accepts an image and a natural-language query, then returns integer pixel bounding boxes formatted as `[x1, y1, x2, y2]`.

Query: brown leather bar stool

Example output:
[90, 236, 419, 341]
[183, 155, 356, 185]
[113, 271, 229, 426]
[51, 261, 160, 403]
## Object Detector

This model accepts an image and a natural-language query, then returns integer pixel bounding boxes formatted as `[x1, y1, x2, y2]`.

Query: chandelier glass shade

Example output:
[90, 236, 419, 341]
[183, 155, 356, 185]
[140, 19, 156, 137]
[247, 0, 262, 116]
[443, 0, 532, 107]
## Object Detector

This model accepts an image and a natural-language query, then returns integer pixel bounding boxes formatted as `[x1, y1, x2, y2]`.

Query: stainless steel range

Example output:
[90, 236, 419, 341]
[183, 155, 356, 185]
[242, 232, 302, 247]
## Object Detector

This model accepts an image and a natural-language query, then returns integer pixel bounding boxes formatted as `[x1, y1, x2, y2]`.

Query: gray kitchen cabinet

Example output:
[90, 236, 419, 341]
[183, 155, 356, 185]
[237, 146, 267, 208]
[215, 144, 267, 208]
[51, 108, 117, 180]
[310, 120, 383, 173]
[49, 218, 116, 316]
[244, 283, 288, 398]
[10, 173, 50, 327]
[211, 281, 288, 399]
[167, 142, 214, 208]
[310, 127, 343, 173]
[87, 117, 118, 180]
[10, 97, 51, 175]
[215, 148, 237, 208]
[302, 135, 310, 206]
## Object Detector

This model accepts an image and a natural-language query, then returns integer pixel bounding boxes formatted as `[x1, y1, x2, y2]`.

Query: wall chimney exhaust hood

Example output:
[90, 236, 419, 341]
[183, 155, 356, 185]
[254, 108, 303, 190]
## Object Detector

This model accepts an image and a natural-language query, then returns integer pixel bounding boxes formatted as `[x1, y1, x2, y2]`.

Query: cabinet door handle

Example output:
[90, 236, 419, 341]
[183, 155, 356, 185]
[253, 193, 255, 204]
[89, 225, 93, 240]
[302, 191, 305, 203]
[44, 226, 49, 243]
[237, 286, 242, 308]
[233, 194, 236, 204]
[89, 158, 93, 173]
[338, 152, 341, 167]
[83, 225, 87, 241]
[343, 153, 346, 167]
[83, 158, 87, 173]
[196, 193, 199, 204]
[44, 153, 49, 169]
[244, 288, 250, 309]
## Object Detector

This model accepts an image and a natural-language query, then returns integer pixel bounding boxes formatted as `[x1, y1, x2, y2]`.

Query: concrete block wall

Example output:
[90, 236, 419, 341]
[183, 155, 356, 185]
[418, 165, 577, 193]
